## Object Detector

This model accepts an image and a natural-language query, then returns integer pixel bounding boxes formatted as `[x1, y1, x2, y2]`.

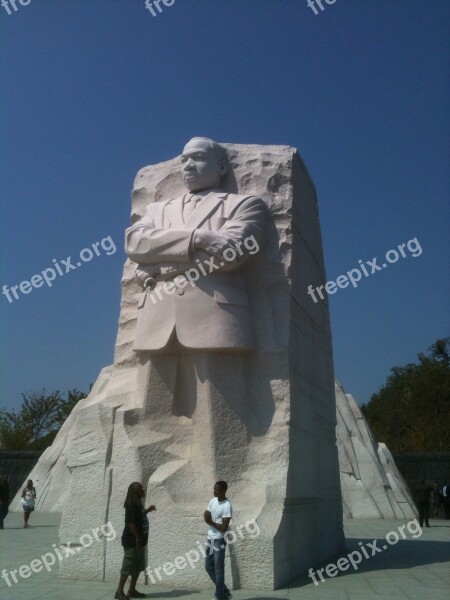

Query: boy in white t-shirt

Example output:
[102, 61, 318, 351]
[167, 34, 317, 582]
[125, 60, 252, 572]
[204, 481, 233, 600]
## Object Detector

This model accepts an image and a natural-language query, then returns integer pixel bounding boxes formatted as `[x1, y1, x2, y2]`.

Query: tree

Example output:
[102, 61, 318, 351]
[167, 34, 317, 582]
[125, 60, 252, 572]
[362, 338, 450, 452]
[20, 390, 62, 449]
[0, 410, 33, 451]
[0, 388, 88, 451]
[57, 388, 88, 424]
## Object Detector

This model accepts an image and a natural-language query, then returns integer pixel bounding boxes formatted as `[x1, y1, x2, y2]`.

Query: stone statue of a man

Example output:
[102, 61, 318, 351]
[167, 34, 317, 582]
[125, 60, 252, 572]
[124, 137, 267, 488]
[125, 136, 266, 351]
[16, 140, 346, 588]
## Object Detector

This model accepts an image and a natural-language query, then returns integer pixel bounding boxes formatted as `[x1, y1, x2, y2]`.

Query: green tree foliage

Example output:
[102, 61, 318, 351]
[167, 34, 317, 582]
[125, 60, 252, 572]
[0, 409, 32, 451]
[361, 338, 450, 452]
[0, 388, 88, 451]
[57, 388, 88, 423]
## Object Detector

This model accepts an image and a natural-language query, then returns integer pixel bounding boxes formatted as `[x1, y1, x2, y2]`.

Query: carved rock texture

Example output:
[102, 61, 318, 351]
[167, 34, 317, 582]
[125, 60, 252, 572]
[12, 144, 345, 590]
[336, 381, 417, 519]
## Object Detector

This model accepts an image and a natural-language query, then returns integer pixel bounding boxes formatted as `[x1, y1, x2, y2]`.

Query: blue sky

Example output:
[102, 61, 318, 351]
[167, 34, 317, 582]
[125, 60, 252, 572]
[0, 0, 448, 412]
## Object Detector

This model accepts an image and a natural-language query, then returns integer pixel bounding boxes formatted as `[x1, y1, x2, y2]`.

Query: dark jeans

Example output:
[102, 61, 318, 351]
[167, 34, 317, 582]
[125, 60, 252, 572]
[418, 501, 430, 527]
[443, 497, 450, 519]
[205, 538, 230, 600]
[0, 504, 8, 529]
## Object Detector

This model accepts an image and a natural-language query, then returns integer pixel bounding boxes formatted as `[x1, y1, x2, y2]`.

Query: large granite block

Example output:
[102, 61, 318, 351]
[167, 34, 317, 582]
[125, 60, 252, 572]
[13, 142, 345, 590]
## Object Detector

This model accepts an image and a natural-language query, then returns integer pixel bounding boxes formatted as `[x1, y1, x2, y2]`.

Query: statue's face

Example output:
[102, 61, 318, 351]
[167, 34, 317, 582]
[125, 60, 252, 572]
[181, 138, 227, 192]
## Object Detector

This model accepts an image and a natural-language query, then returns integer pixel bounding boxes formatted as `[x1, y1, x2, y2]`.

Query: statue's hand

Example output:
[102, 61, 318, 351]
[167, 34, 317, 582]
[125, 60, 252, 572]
[194, 230, 241, 259]
[134, 266, 161, 288]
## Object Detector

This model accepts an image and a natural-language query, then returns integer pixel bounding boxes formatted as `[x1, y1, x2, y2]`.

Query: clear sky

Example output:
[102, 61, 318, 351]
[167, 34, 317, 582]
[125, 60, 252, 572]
[0, 0, 448, 412]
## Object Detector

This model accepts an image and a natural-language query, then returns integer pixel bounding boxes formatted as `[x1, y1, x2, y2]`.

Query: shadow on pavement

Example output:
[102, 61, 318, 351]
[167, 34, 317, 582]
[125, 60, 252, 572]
[287, 536, 450, 589]
[133, 593, 287, 600]
[6, 525, 55, 529]
[144, 591, 201, 598]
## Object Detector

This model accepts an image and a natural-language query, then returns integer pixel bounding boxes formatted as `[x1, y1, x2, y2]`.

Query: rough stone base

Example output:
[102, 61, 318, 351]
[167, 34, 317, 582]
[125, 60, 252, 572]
[12, 144, 346, 590]
[336, 381, 417, 519]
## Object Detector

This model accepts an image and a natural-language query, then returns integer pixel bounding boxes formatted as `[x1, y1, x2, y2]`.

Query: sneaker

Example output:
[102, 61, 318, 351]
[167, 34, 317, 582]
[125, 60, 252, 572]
[114, 591, 128, 600]
[128, 592, 146, 598]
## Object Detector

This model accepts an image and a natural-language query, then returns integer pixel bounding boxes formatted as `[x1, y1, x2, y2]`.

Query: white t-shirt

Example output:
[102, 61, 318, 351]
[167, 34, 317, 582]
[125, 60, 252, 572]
[207, 497, 233, 539]
[22, 487, 36, 508]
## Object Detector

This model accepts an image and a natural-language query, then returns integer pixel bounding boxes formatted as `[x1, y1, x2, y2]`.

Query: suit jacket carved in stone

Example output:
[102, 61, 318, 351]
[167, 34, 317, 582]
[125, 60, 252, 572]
[125, 191, 266, 351]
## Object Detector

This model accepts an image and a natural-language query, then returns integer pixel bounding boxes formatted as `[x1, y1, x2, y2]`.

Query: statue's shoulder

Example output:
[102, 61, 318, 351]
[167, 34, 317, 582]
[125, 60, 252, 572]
[144, 195, 183, 214]
[225, 192, 264, 204]
[224, 192, 266, 211]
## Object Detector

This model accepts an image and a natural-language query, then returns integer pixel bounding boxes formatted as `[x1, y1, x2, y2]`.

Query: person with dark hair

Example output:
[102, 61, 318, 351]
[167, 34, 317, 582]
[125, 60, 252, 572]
[204, 481, 233, 600]
[21, 479, 36, 528]
[416, 479, 434, 528]
[115, 482, 156, 600]
[432, 482, 443, 518]
[0, 475, 9, 529]
[443, 481, 450, 519]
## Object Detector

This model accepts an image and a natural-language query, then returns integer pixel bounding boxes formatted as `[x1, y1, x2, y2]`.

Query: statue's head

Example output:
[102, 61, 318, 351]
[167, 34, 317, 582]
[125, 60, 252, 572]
[181, 137, 228, 192]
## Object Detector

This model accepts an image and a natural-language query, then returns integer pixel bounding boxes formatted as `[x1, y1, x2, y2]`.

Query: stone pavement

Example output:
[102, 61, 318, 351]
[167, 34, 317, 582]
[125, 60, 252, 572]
[0, 512, 449, 600]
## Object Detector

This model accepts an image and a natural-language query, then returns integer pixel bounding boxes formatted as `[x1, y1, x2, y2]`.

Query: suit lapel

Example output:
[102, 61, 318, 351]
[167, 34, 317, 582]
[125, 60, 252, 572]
[164, 195, 186, 229]
[184, 192, 227, 229]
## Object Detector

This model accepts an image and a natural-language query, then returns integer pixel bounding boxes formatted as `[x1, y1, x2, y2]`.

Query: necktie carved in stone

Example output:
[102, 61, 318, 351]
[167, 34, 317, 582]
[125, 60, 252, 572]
[183, 194, 200, 220]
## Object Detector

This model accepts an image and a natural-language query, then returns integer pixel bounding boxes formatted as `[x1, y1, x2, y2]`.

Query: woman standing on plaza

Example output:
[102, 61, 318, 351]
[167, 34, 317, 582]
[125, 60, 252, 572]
[21, 479, 36, 528]
[115, 481, 156, 600]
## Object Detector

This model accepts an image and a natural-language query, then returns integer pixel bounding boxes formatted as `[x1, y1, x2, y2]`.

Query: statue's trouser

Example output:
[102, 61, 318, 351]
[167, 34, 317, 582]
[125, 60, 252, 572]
[137, 338, 249, 499]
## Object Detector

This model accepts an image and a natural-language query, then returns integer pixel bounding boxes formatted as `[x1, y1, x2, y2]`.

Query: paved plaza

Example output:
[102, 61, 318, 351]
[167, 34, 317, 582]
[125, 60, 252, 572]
[0, 512, 449, 600]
